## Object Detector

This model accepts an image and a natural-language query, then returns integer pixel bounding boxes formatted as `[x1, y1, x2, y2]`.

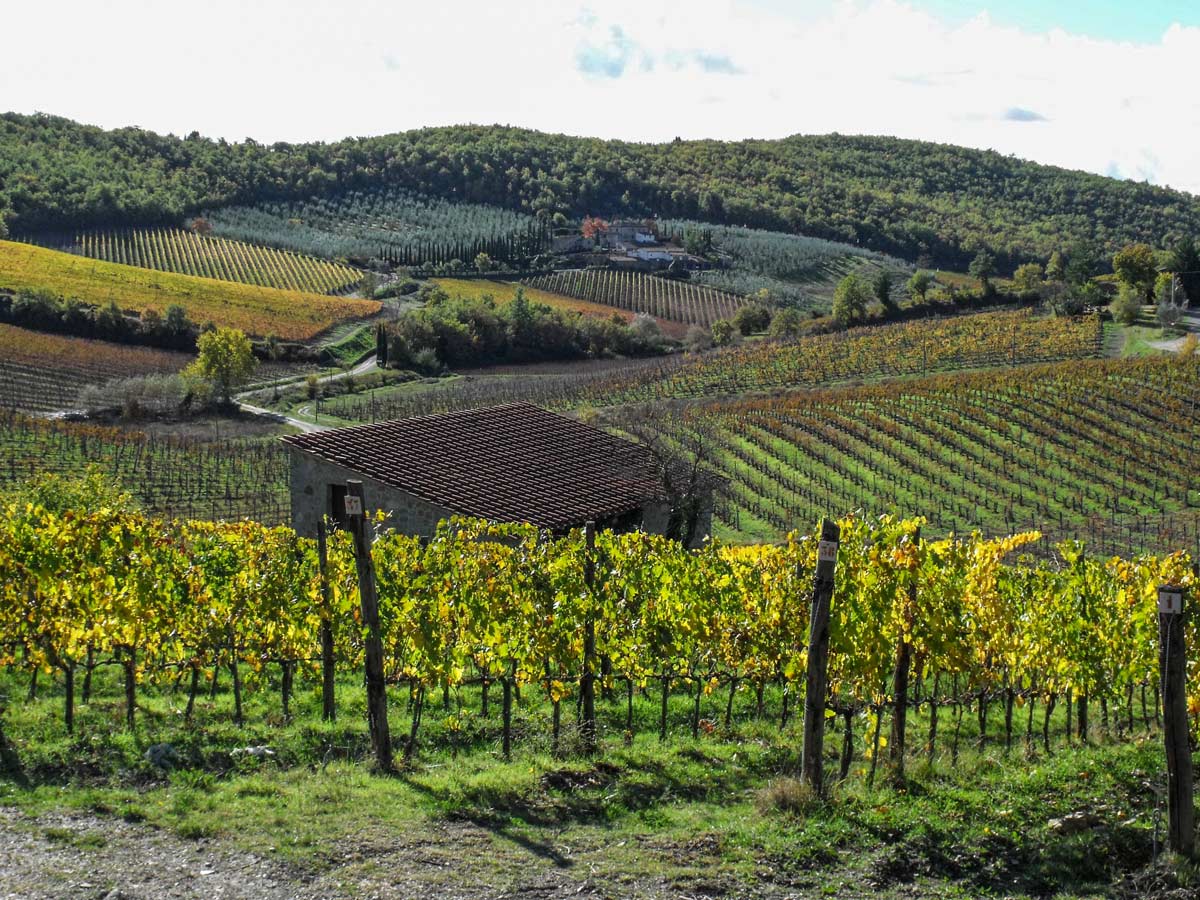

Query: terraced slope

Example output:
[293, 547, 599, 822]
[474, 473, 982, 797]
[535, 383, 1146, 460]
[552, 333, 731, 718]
[692, 355, 1200, 554]
[30, 228, 362, 294]
[522, 270, 747, 328]
[0, 323, 189, 412]
[0, 241, 381, 340]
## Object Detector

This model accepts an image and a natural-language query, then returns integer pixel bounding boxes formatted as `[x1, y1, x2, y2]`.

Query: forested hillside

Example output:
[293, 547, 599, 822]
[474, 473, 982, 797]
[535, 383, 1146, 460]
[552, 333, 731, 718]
[4, 113, 1199, 269]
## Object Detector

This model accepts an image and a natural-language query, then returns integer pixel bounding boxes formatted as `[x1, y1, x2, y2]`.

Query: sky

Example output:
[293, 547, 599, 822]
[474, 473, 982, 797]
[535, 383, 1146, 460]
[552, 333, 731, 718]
[4, 0, 1200, 194]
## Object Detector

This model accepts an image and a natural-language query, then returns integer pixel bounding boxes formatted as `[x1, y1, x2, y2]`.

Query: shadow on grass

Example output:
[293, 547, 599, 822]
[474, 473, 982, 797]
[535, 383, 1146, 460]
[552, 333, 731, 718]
[0, 731, 30, 788]
[863, 819, 1153, 898]
[394, 770, 573, 868]
[387, 744, 786, 870]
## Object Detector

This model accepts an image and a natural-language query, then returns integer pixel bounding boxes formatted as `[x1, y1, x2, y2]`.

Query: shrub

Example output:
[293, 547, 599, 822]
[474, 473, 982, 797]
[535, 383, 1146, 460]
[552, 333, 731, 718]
[756, 777, 820, 817]
[732, 304, 772, 336]
[711, 319, 737, 346]
[768, 307, 804, 339]
[411, 347, 441, 373]
[683, 324, 712, 352]
[77, 374, 191, 418]
[1110, 284, 1142, 326]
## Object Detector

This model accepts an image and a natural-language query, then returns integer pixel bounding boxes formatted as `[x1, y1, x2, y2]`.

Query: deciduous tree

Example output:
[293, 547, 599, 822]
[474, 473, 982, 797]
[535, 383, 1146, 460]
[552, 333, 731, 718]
[969, 249, 997, 295]
[1012, 263, 1044, 294]
[185, 327, 258, 405]
[1112, 243, 1158, 302]
[832, 274, 870, 327]
[907, 271, 932, 302]
[873, 271, 895, 310]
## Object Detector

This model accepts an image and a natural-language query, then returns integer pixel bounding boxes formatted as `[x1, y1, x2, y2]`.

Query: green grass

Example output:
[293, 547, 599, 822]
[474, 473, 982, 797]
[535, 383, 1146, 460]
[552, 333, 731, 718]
[0, 666, 1192, 898]
[319, 323, 377, 366]
[1116, 323, 1179, 357]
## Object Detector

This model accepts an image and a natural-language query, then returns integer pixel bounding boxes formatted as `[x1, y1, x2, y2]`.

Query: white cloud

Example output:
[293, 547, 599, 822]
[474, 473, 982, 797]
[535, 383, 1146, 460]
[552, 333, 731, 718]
[1, 0, 1198, 193]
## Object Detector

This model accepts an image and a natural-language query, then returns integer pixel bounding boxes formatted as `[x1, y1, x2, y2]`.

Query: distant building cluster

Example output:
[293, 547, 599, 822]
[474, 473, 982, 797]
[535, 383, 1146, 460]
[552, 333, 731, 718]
[551, 219, 706, 271]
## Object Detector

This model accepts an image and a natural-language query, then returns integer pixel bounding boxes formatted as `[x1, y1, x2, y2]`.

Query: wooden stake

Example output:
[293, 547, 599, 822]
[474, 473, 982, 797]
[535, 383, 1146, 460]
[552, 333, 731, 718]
[890, 525, 919, 783]
[801, 518, 840, 795]
[346, 480, 393, 773]
[1159, 584, 1194, 857]
[317, 520, 336, 722]
[581, 521, 597, 755]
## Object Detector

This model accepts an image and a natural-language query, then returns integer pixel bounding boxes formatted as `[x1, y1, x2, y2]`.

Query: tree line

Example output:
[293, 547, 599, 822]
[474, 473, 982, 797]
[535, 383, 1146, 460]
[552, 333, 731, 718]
[381, 287, 669, 372]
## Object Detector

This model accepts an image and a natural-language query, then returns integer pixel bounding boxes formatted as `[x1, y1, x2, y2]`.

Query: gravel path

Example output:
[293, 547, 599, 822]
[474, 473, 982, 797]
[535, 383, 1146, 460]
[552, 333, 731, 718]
[0, 808, 333, 900]
[1148, 312, 1200, 353]
[0, 807, 626, 900]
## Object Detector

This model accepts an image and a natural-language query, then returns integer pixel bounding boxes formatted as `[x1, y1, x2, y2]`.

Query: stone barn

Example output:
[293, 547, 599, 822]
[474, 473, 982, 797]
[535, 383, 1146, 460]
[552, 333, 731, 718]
[281, 403, 705, 541]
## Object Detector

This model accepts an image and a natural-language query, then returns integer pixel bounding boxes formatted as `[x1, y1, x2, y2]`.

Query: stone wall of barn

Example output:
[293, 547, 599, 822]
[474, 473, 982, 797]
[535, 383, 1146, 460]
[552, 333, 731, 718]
[287, 449, 453, 539]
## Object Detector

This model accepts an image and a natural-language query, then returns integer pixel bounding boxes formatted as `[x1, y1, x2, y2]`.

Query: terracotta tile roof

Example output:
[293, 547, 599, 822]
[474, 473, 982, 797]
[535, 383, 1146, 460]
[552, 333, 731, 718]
[281, 403, 664, 529]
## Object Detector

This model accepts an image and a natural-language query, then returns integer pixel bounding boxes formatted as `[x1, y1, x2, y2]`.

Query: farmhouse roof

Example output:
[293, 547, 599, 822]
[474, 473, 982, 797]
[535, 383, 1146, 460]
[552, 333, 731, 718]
[281, 403, 665, 530]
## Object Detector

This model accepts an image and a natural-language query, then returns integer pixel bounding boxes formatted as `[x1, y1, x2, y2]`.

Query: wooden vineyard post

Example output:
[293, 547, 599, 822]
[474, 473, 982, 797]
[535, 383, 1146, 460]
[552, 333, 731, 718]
[346, 480, 393, 773]
[1158, 583, 1193, 857]
[802, 519, 840, 795]
[317, 519, 336, 722]
[889, 525, 920, 784]
[581, 521, 598, 756]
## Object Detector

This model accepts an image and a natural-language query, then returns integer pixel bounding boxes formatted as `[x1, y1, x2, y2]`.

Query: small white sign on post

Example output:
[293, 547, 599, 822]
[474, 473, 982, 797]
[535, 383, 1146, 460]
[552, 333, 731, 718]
[817, 540, 838, 564]
[1159, 586, 1184, 615]
[344, 495, 364, 518]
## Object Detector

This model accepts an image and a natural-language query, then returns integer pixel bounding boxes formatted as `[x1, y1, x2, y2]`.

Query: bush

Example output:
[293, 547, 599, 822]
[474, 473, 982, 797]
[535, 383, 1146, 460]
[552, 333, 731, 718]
[732, 304, 772, 336]
[78, 374, 192, 418]
[683, 324, 712, 352]
[410, 347, 441, 374]
[711, 319, 737, 346]
[628, 313, 665, 351]
[1110, 285, 1142, 325]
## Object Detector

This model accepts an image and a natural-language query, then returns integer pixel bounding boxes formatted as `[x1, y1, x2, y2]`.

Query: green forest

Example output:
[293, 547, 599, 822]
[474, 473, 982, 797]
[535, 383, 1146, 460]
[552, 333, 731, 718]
[4, 113, 1200, 270]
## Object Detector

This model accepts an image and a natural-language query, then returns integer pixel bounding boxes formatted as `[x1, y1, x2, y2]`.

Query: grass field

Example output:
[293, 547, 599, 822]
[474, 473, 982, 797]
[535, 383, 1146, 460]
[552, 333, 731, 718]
[29, 227, 364, 294]
[0, 664, 1185, 899]
[0, 323, 190, 412]
[0, 240, 381, 341]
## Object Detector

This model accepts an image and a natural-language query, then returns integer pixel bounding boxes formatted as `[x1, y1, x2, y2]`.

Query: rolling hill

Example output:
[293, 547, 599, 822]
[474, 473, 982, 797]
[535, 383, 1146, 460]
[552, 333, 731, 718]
[3, 113, 1199, 270]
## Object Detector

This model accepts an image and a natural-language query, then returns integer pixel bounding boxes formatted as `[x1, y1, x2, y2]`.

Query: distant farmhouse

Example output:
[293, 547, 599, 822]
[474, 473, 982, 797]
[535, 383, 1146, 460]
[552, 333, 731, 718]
[281, 403, 711, 543]
[551, 219, 706, 272]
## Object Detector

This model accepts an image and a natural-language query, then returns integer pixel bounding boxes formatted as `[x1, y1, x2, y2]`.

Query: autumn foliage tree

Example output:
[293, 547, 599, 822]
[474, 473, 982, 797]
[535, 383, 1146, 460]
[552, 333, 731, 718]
[581, 216, 609, 241]
[184, 326, 258, 404]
